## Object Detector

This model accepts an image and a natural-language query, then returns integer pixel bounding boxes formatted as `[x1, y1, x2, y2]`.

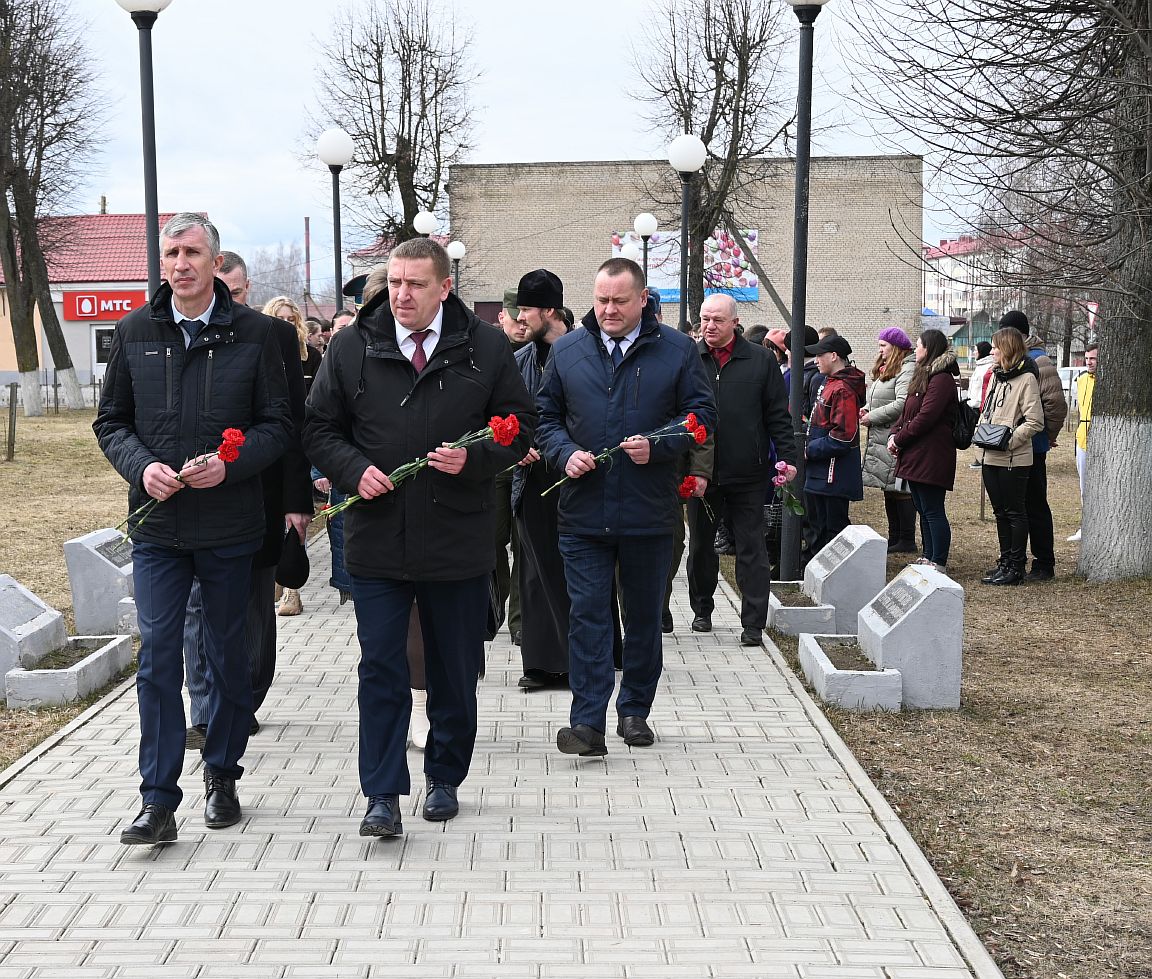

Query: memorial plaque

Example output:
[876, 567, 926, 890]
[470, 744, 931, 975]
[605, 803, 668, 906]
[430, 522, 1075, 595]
[870, 580, 920, 628]
[64, 529, 136, 634]
[804, 525, 887, 633]
[0, 575, 66, 674]
[94, 536, 133, 568]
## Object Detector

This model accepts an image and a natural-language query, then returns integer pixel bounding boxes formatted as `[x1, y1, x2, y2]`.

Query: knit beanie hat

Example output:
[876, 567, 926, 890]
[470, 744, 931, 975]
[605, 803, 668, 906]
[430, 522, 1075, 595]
[877, 327, 912, 350]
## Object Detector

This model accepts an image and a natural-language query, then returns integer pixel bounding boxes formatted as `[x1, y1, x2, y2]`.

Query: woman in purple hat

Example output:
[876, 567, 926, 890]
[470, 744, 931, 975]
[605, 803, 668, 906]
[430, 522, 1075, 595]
[860, 328, 917, 553]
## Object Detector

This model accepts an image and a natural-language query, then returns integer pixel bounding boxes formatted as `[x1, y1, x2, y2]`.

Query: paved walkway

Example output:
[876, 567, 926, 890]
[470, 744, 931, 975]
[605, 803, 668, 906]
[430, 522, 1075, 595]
[0, 547, 1001, 979]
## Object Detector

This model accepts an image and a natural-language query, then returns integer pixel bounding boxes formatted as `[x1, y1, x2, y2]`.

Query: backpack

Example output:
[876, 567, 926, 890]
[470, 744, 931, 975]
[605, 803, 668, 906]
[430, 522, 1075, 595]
[953, 396, 979, 449]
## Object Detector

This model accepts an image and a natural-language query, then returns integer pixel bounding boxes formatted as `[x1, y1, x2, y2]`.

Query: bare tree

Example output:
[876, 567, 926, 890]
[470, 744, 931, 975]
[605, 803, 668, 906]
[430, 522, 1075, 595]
[0, 0, 100, 414]
[246, 242, 308, 311]
[846, 0, 1152, 581]
[311, 0, 476, 244]
[632, 0, 794, 324]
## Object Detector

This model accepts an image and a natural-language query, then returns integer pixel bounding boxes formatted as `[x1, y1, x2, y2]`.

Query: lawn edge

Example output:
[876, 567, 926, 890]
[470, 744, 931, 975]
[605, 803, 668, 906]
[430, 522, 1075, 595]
[0, 674, 137, 790]
[715, 576, 1005, 979]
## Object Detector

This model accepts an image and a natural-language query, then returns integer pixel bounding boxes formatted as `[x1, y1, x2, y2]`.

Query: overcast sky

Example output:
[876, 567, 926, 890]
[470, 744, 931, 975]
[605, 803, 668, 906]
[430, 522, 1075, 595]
[72, 0, 915, 290]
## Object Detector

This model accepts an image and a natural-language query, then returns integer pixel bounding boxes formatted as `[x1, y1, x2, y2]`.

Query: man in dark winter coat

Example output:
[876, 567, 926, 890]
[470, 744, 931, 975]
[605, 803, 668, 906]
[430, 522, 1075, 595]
[94, 213, 293, 845]
[303, 237, 536, 837]
[803, 334, 867, 559]
[535, 258, 715, 758]
[686, 294, 797, 648]
[184, 251, 313, 749]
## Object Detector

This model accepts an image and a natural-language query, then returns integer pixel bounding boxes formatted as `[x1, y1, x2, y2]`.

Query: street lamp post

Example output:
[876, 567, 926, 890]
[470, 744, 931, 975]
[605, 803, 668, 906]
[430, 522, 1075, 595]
[317, 128, 355, 310]
[446, 240, 466, 294]
[667, 135, 708, 332]
[414, 211, 438, 237]
[116, 0, 173, 298]
[633, 212, 658, 283]
[779, 0, 832, 580]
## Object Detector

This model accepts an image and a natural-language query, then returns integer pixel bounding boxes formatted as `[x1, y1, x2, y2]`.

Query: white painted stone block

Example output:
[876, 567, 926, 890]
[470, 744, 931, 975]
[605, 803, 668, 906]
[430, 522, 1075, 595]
[858, 566, 964, 709]
[0, 575, 66, 676]
[5, 635, 134, 709]
[768, 581, 836, 636]
[803, 525, 888, 633]
[63, 528, 134, 635]
[798, 633, 902, 711]
[117, 598, 139, 638]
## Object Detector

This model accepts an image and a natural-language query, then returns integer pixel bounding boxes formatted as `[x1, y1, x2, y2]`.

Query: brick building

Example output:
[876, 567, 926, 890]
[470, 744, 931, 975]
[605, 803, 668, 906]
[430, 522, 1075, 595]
[446, 154, 924, 353]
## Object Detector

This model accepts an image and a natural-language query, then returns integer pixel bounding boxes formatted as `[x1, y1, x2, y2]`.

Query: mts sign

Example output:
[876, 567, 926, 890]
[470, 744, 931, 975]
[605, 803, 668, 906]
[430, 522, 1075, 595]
[64, 291, 147, 321]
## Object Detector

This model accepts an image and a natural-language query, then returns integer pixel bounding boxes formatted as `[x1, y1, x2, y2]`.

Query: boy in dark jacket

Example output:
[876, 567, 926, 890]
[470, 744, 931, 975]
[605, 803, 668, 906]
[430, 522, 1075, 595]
[803, 334, 867, 560]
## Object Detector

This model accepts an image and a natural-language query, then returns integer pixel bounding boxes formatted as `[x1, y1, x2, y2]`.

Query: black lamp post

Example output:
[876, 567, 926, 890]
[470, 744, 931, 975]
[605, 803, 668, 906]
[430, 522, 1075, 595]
[667, 135, 708, 332]
[779, 0, 832, 580]
[446, 240, 466, 294]
[634, 213, 658, 283]
[317, 128, 355, 307]
[116, 0, 172, 298]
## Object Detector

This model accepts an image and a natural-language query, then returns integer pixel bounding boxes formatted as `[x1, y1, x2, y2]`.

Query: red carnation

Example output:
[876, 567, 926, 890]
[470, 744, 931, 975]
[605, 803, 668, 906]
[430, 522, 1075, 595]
[678, 475, 697, 499]
[489, 414, 520, 447]
[217, 443, 240, 463]
[693, 426, 708, 444]
[684, 413, 699, 432]
[222, 427, 246, 447]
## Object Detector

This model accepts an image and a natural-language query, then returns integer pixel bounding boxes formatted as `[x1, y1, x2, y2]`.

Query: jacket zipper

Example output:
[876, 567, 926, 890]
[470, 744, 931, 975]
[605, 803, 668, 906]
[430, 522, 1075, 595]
[165, 347, 173, 409]
[204, 349, 214, 412]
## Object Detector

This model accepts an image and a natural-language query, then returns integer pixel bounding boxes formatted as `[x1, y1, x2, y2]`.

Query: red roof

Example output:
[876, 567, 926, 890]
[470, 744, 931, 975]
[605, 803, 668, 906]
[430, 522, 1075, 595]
[0, 212, 187, 286]
[923, 233, 1028, 262]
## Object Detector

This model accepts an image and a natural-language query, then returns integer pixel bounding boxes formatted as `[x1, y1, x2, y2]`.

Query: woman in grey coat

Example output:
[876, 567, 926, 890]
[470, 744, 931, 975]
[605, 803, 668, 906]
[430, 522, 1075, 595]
[860, 327, 917, 552]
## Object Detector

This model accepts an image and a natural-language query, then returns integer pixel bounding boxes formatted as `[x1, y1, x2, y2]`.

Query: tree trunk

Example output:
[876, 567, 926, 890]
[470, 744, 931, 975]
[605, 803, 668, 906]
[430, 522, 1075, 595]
[18, 370, 44, 418]
[1060, 301, 1074, 368]
[0, 196, 42, 416]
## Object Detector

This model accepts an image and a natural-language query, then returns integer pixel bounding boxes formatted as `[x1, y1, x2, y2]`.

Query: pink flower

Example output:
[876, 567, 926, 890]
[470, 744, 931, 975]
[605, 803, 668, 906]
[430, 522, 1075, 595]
[775, 460, 789, 473]
[772, 474, 788, 487]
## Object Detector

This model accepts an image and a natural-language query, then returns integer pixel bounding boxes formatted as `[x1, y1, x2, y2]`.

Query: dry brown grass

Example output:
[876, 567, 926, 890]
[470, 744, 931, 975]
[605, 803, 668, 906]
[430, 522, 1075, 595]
[757, 448, 1152, 979]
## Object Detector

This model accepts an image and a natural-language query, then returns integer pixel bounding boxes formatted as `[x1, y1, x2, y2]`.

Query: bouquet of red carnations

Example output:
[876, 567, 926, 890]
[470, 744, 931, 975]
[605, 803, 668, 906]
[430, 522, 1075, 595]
[316, 414, 521, 521]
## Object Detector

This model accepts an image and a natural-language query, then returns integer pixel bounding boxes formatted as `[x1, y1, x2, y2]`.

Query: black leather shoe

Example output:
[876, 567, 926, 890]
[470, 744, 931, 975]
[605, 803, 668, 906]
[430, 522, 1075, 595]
[120, 804, 177, 845]
[511, 631, 522, 646]
[690, 615, 712, 633]
[249, 717, 260, 736]
[518, 670, 568, 691]
[740, 628, 763, 647]
[661, 610, 674, 634]
[422, 778, 460, 821]
[616, 715, 655, 747]
[360, 794, 402, 837]
[980, 562, 1005, 584]
[203, 772, 241, 829]
[185, 725, 206, 751]
[988, 565, 1024, 586]
[556, 724, 608, 757]
[1024, 565, 1055, 582]
[518, 672, 547, 690]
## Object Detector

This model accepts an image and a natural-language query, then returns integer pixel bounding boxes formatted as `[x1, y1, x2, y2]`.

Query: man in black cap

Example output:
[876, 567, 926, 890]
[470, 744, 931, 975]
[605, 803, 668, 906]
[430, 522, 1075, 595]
[511, 270, 577, 689]
[801, 333, 866, 559]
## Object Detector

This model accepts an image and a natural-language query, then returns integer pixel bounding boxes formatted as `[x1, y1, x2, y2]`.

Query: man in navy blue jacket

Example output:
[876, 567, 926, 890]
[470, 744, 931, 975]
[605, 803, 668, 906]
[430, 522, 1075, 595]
[535, 258, 715, 757]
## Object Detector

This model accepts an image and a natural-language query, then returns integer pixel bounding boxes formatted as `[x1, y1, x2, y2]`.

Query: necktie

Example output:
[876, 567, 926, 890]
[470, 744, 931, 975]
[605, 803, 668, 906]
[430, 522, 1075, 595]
[611, 338, 624, 369]
[409, 330, 431, 372]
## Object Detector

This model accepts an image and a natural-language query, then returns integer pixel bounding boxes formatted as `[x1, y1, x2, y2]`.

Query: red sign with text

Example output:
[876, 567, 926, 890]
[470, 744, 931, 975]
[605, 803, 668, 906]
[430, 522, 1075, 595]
[63, 291, 147, 321]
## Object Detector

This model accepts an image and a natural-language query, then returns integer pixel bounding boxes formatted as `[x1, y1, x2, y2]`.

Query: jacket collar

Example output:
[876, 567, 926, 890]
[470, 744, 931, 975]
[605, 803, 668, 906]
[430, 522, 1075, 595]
[358, 288, 475, 356]
[149, 278, 237, 335]
[579, 301, 662, 342]
[696, 332, 750, 359]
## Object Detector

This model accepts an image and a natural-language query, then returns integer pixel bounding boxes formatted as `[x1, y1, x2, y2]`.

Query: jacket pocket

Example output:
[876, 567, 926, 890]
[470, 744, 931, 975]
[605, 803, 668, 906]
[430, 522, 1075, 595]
[431, 470, 489, 513]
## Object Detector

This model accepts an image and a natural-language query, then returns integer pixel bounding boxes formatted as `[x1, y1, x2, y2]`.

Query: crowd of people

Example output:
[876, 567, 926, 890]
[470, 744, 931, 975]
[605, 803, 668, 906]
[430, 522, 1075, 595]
[95, 213, 1090, 845]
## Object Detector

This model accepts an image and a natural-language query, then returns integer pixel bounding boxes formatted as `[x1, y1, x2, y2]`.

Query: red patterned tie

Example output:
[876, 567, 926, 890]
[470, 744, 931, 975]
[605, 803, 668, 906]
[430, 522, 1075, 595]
[409, 330, 430, 372]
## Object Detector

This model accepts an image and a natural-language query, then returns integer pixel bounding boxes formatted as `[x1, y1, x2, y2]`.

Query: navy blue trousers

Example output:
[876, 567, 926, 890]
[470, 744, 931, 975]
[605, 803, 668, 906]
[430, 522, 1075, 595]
[350, 574, 488, 797]
[559, 534, 673, 732]
[133, 542, 255, 810]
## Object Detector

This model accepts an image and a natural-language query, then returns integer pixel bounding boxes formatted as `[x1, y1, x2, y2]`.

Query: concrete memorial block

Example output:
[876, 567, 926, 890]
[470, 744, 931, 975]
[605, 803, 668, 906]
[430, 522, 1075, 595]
[5, 635, 134, 709]
[798, 633, 902, 711]
[63, 529, 134, 635]
[858, 565, 964, 709]
[803, 525, 887, 633]
[767, 581, 835, 636]
[117, 597, 139, 638]
[0, 575, 66, 676]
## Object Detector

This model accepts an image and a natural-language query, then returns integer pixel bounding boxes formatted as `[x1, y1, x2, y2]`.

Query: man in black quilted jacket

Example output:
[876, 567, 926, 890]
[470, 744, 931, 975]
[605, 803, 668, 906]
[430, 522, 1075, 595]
[94, 213, 293, 846]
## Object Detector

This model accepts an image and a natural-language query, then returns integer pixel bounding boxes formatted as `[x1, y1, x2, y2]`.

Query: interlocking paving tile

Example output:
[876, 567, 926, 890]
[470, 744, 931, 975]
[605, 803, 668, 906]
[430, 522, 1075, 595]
[0, 549, 998, 978]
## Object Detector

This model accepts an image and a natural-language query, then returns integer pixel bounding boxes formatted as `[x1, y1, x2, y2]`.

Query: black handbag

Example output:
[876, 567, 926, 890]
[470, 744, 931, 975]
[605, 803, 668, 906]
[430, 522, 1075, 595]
[972, 422, 1012, 452]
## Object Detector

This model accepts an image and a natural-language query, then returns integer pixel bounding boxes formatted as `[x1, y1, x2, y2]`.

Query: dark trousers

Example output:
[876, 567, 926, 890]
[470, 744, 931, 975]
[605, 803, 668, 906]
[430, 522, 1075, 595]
[983, 464, 1031, 568]
[559, 534, 673, 732]
[134, 542, 255, 810]
[687, 481, 771, 630]
[350, 574, 488, 796]
[185, 564, 277, 725]
[492, 472, 521, 636]
[662, 509, 686, 617]
[907, 481, 951, 566]
[806, 494, 851, 561]
[1024, 451, 1055, 569]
